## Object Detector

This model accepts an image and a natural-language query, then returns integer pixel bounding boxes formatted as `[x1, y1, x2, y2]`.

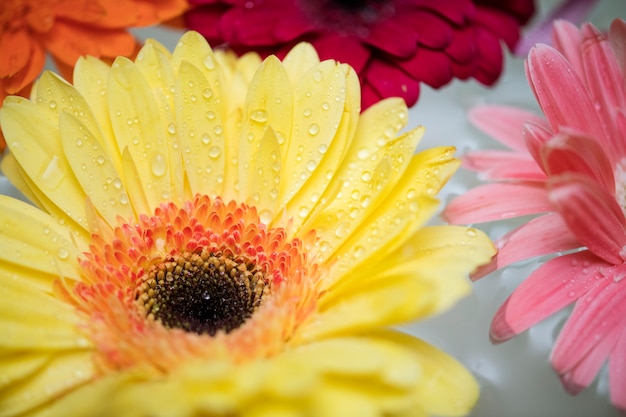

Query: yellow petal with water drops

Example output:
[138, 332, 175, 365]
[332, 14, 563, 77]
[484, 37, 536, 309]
[282, 43, 321, 87]
[307, 127, 423, 258]
[297, 272, 435, 342]
[108, 56, 178, 210]
[73, 56, 119, 172]
[279, 61, 349, 208]
[282, 63, 360, 234]
[227, 52, 263, 116]
[373, 330, 479, 417]
[0, 195, 82, 280]
[135, 41, 185, 203]
[0, 97, 89, 230]
[176, 60, 226, 198]
[171, 32, 229, 121]
[0, 351, 95, 417]
[250, 128, 281, 220]
[238, 55, 293, 200]
[59, 112, 135, 225]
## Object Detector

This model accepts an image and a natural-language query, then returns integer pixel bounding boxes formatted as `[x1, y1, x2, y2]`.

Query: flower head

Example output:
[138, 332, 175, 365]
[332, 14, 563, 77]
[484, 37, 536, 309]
[183, 0, 534, 109]
[445, 19, 626, 411]
[0, 0, 189, 152]
[0, 31, 494, 416]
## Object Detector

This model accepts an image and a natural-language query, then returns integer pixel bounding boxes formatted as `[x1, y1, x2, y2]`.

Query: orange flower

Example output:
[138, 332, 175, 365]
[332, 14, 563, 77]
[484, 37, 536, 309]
[0, 0, 189, 152]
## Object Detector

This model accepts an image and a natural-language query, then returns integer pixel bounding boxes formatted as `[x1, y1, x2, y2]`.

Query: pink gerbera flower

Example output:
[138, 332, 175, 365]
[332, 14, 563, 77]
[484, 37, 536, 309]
[444, 19, 626, 411]
[183, 0, 535, 108]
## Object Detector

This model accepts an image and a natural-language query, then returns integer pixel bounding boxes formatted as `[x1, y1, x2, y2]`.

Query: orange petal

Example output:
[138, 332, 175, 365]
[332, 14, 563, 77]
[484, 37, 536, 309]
[42, 21, 136, 66]
[0, 29, 32, 77]
[2, 40, 45, 95]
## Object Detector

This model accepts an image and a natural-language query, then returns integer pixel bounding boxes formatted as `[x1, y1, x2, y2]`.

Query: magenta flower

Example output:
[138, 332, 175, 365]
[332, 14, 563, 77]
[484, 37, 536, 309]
[445, 19, 626, 411]
[183, 0, 534, 108]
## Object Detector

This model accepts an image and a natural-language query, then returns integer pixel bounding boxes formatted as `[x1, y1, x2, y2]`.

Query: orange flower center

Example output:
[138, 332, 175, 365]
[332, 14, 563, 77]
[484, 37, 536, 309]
[63, 195, 323, 373]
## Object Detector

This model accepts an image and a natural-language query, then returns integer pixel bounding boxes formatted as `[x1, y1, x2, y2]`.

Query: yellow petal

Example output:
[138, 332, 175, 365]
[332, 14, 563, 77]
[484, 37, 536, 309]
[59, 112, 135, 225]
[0, 196, 82, 280]
[250, 127, 281, 219]
[237, 55, 293, 202]
[282, 43, 321, 86]
[0, 95, 88, 230]
[176, 60, 226, 198]
[0, 351, 96, 417]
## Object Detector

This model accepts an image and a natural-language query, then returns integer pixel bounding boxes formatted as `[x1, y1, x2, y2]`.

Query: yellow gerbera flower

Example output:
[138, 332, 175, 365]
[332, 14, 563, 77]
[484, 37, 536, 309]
[0, 31, 494, 417]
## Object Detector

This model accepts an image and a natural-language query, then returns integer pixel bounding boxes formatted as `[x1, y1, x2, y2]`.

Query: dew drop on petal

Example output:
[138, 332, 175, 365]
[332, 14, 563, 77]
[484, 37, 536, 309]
[151, 153, 167, 177]
[167, 123, 177, 135]
[250, 109, 268, 123]
[57, 248, 69, 260]
[49, 101, 57, 109]
[465, 228, 477, 238]
[308, 123, 320, 136]
[208, 147, 221, 159]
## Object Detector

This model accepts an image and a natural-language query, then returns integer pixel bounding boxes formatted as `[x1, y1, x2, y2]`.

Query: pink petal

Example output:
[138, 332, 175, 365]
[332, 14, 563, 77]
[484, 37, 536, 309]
[527, 44, 604, 140]
[552, 272, 626, 382]
[523, 120, 554, 169]
[473, 213, 580, 280]
[609, 328, 626, 411]
[548, 174, 626, 265]
[559, 324, 621, 395]
[541, 130, 615, 193]
[609, 18, 626, 74]
[443, 182, 552, 224]
[463, 150, 547, 181]
[469, 105, 547, 152]
[552, 19, 584, 75]
[490, 251, 609, 343]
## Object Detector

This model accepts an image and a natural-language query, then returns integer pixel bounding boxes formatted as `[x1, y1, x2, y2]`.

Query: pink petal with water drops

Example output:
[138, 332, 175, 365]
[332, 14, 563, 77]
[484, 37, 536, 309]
[552, 270, 626, 386]
[490, 251, 609, 343]
[472, 213, 580, 280]
[548, 174, 626, 265]
[443, 182, 552, 225]
[609, 328, 626, 411]
[541, 130, 615, 192]
[527, 43, 604, 140]
[469, 105, 548, 152]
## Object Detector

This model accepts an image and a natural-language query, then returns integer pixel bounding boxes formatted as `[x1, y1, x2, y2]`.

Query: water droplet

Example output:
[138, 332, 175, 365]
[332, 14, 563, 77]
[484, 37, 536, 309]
[76, 138, 83, 147]
[95, 155, 105, 165]
[318, 144, 328, 154]
[259, 209, 273, 224]
[151, 153, 166, 177]
[357, 148, 370, 160]
[298, 206, 309, 218]
[321, 102, 330, 111]
[208, 146, 221, 159]
[167, 123, 176, 135]
[465, 228, 477, 238]
[308, 123, 320, 136]
[49, 101, 57, 109]
[119, 194, 129, 205]
[361, 171, 372, 182]
[303, 108, 312, 117]
[335, 222, 349, 238]
[306, 160, 317, 172]
[214, 125, 223, 135]
[202, 291, 211, 300]
[203, 54, 215, 70]
[313, 70, 323, 82]
[57, 248, 69, 260]
[250, 109, 268, 123]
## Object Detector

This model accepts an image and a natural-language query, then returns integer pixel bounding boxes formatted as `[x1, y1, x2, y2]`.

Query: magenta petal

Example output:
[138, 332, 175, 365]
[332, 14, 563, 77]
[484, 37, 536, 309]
[490, 251, 608, 343]
[411, 0, 472, 25]
[399, 47, 453, 88]
[443, 182, 552, 224]
[463, 150, 546, 181]
[313, 35, 371, 73]
[474, 6, 519, 49]
[552, 273, 626, 381]
[364, 17, 418, 58]
[548, 174, 626, 265]
[470, 105, 547, 151]
[445, 26, 477, 64]
[609, 328, 626, 411]
[541, 130, 615, 192]
[413, 11, 453, 49]
[184, 5, 230, 45]
[363, 59, 420, 107]
[473, 27, 503, 85]
[527, 44, 604, 139]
